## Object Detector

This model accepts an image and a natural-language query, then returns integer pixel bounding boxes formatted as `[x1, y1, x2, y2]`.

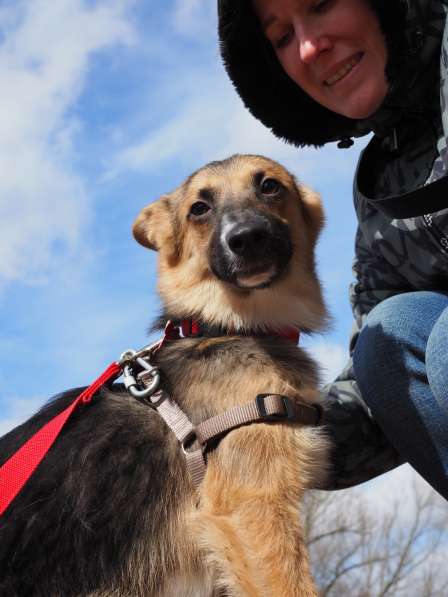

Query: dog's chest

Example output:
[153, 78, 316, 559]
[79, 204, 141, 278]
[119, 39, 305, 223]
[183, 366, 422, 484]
[157, 336, 317, 419]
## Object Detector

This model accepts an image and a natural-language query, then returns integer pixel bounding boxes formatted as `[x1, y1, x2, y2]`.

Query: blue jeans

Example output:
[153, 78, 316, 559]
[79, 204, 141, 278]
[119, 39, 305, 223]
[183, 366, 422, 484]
[353, 291, 448, 500]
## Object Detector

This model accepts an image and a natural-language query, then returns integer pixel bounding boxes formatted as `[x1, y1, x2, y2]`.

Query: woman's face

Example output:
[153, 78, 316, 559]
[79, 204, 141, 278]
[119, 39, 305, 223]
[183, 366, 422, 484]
[252, 0, 388, 119]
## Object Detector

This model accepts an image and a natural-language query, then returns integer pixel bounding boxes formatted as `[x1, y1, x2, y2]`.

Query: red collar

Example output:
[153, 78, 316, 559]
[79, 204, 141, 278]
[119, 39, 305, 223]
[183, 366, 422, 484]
[163, 319, 300, 345]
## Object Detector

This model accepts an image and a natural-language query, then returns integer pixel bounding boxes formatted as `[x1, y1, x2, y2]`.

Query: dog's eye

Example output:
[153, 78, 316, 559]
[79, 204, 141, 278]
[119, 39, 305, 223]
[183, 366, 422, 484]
[189, 201, 211, 217]
[261, 178, 280, 195]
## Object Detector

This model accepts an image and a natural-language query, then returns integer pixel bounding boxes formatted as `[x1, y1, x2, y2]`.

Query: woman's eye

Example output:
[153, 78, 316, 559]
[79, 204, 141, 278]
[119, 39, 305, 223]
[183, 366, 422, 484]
[261, 178, 281, 195]
[314, 0, 331, 13]
[274, 31, 292, 50]
[189, 201, 211, 217]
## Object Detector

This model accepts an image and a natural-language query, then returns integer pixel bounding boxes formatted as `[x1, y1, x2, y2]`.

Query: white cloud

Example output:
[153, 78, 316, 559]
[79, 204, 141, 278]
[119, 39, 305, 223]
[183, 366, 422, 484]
[107, 66, 358, 190]
[106, 0, 365, 190]
[361, 463, 446, 518]
[172, 0, 216, 38]
[0, 395, 46, 436]
[0, 0, 135, 286]
[306, 341, 349, 385]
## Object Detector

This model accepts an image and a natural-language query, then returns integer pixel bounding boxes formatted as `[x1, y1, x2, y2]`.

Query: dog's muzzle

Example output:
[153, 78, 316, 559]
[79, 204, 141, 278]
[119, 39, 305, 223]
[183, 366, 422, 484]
[209, 209, 292, 290]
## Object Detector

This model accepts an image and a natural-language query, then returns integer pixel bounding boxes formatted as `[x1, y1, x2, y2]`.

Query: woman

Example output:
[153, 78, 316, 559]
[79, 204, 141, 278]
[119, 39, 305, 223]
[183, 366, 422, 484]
[218, 0, 448, 499]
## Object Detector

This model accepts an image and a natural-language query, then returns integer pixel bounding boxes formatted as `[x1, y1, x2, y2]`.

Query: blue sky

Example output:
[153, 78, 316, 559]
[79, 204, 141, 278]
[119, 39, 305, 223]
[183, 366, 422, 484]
[1, 0, 440, 518]
[0, 0, 365, 432]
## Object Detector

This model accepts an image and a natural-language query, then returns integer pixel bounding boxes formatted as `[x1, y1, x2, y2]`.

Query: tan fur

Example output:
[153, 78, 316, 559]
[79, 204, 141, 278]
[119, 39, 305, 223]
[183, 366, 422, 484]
[133, 155, 330, 596]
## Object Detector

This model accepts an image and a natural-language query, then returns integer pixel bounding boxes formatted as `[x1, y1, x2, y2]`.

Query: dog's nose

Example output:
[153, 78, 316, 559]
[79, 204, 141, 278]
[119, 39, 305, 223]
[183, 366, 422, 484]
[227, 224, 269, 257]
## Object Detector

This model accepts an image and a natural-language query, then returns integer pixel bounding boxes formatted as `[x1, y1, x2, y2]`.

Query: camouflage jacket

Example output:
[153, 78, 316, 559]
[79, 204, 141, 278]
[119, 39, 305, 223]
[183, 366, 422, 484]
[324, 0, 448, 489]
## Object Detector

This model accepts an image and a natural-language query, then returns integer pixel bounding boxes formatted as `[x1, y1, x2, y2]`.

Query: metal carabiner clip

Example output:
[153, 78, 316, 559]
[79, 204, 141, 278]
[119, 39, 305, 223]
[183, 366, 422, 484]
[121, 351, 161, 399]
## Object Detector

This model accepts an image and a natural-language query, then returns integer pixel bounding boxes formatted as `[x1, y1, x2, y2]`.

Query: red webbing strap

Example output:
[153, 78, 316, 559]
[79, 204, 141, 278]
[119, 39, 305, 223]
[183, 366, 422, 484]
[0, 361, 121, 517]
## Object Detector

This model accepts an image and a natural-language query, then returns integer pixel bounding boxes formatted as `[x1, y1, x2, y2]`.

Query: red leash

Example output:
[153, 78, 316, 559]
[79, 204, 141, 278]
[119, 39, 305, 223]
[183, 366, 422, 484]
[0, 362, 121, 517]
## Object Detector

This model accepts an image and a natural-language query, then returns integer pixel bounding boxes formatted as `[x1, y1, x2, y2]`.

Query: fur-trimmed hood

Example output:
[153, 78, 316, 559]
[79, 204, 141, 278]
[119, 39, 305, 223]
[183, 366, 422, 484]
[218, 0, 446, 147]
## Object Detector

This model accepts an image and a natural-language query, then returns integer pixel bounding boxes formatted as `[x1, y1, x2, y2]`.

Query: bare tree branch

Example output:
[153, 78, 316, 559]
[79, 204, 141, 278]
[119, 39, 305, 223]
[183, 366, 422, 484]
[303, 477, 448, 597]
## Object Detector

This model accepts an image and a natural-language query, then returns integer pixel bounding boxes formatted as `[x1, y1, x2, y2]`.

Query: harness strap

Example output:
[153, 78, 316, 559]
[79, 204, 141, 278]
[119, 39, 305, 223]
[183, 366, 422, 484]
[146, 389, 207, 487]
[195, 394, 321, 445]
[143, 377, 322, 488]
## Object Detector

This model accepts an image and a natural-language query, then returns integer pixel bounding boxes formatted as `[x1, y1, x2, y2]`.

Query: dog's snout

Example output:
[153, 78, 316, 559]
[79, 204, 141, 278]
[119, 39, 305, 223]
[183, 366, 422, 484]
[210, 207, 292, 290]
[227, 223, 269, 257]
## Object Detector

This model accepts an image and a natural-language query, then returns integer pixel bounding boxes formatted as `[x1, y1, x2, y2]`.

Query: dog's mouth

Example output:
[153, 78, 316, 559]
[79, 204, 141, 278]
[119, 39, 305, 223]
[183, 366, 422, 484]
[236, 265, 277, 289]
[209, 210, 292, 291]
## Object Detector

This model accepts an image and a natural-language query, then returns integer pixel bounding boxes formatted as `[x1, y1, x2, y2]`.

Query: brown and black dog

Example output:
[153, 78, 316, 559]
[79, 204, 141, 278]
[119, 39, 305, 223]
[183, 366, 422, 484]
[0, 155, 329, 596]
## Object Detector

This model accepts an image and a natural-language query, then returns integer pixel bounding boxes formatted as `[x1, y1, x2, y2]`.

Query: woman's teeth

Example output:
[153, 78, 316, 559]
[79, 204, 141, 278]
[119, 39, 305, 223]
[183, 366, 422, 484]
[325, 55, 361, 86]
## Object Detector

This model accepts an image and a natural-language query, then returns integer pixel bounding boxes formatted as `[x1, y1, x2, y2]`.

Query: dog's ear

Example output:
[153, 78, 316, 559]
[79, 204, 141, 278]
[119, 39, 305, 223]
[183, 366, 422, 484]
[298, 184, 324, 245]
[133, 195, 176, 252]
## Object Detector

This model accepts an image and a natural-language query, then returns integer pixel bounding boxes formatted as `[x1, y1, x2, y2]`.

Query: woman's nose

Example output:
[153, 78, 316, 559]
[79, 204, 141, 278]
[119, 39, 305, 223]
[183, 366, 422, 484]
[295, 25, 331, 64]
[300, 39, 319, 63]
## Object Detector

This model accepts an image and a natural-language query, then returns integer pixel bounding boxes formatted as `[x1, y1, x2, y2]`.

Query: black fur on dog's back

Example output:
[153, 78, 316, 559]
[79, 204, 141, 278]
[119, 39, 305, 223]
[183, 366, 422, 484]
[0, 386, 190, 597]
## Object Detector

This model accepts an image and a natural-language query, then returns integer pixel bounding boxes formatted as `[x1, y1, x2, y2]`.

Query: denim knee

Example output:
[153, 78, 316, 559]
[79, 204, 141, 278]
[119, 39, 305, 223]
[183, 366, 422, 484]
[352, 292, 448, 499]
[426, 306, 448, 411]
[353, 292, 448, 410]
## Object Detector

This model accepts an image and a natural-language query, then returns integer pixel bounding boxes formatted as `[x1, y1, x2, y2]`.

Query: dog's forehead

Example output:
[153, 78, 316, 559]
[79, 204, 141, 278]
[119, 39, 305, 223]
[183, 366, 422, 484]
[185, 156, 294, 198]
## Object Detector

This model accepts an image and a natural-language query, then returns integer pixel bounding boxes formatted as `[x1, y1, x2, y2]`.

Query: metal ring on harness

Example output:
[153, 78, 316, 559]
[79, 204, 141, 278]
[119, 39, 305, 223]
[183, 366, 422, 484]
[121, 350, 161, 399]
[129, 367, 161, 398]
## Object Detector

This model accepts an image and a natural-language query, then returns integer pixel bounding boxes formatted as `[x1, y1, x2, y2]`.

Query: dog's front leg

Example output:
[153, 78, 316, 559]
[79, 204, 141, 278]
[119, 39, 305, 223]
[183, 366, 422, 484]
[190, 425, 318, 597]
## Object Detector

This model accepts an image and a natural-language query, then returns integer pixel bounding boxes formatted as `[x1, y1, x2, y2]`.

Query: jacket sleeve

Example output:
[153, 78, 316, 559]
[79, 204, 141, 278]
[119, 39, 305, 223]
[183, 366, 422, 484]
[316, 225, 404, 491]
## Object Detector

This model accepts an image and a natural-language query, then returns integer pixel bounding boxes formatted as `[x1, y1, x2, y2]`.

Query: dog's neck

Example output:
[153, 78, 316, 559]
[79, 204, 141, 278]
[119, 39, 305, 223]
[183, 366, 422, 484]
[157, 319, 300, 344]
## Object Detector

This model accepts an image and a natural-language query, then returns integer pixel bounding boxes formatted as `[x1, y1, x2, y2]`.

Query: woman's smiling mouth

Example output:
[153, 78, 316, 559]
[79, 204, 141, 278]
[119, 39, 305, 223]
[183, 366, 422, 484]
[324, 53, 364, 86]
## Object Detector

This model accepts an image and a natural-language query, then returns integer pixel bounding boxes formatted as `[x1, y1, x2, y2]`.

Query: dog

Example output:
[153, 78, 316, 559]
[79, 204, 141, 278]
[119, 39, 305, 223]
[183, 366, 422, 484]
[0, 154, 329, 597]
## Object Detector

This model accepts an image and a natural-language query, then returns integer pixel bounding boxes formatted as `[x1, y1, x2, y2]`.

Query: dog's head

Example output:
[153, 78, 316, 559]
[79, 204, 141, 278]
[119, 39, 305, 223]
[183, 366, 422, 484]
[133, 155, 328, 332]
